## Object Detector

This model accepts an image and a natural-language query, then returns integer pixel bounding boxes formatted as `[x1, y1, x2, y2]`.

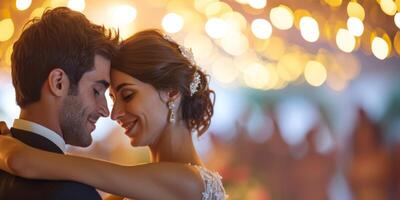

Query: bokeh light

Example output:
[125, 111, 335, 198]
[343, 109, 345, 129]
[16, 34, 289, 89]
[347, 2, 365, 21]
[221, 11, 247, 32]
[347, 17, 364, 36]
[336, 28, 356, 53]
[324, 0, 342, 7]
[0, 19, 14, 42]
[270, 5, 294, 30]
[68, 0, 85, 12]
[371, 36, 389, 60]
[211, 57, 239, 84]
[243, 62, 270, 90]
[251, 19, 272, 39]
[380, 0, 397, 16]
[205, 18, 227, 39]
[304, 61, 327, 87]
[16, 0, 32, 11]
[221, 32, 249, 56]
[395, 13, 400, 29]
[299, 16, 320, 42]
[162, 13, 184, 33]
[107, 5, 137, 27]
[248, 0, 267, 9]
[184, 32, 214, 61]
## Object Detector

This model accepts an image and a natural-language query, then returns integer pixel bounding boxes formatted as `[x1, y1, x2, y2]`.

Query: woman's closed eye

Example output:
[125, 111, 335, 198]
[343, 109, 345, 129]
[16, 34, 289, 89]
[121, 90, 135, 102]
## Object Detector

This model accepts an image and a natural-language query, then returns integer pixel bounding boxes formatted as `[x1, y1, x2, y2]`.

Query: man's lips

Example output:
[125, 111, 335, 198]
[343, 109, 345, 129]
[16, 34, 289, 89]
[87, 117, 99, 132]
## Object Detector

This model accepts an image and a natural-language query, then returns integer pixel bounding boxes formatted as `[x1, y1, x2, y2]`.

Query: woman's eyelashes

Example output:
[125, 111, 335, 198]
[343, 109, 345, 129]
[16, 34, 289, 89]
[121, 90, 135, 102]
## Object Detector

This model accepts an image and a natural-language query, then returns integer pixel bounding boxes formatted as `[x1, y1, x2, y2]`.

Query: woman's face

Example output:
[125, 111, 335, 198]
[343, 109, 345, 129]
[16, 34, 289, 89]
[109, 69, 168, 146]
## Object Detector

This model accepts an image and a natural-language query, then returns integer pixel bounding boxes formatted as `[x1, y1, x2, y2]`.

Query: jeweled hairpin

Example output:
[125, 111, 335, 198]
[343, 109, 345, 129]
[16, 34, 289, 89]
[163, 33, 200, 96]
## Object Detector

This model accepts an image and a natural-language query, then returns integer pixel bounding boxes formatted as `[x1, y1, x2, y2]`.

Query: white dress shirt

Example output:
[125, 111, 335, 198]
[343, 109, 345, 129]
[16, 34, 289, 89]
[13, 119, 66, 153]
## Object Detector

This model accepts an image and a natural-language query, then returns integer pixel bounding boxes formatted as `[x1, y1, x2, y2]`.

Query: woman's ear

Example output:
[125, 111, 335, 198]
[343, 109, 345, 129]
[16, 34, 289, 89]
[48, 68, 69, 97]
[160, 89, 181, 103]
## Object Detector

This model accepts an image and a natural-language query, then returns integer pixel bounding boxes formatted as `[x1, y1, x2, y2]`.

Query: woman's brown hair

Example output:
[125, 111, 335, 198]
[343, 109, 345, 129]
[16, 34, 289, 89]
[112, 29, 215, 136]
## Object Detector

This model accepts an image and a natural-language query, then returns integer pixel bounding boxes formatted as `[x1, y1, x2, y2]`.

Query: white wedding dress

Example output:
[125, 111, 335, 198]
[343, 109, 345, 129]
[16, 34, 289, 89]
[192, 165, 228, 200]
[123, 164, 228, 200]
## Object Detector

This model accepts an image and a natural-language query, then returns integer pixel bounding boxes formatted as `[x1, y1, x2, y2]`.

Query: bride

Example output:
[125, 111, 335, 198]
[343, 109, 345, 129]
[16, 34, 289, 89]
[0, 29, 227, 200]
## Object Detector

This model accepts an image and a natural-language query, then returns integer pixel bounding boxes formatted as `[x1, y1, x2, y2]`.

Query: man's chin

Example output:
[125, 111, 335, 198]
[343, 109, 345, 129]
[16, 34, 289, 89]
[65, 134, 93, 147]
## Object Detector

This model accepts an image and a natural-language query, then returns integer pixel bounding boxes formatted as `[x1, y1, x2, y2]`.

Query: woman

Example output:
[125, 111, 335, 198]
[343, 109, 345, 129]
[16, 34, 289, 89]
[0, 29, 227, 200]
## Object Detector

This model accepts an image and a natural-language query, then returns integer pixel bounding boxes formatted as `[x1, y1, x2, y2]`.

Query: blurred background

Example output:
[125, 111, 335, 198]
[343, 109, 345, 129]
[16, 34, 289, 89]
[1, 0, 400, 199]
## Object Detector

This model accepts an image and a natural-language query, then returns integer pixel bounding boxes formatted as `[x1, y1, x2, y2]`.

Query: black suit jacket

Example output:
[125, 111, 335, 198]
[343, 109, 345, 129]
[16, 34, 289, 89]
[0, 128, 102, 200]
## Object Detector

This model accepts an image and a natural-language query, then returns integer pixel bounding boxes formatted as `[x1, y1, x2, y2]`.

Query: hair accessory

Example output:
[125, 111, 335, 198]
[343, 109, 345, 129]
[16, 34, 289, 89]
[163, 33, 201, 96]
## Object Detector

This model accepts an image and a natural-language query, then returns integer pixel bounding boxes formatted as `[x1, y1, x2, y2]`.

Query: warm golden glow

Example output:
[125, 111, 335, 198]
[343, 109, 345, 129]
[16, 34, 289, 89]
[347, 2, 365, 21]
[51, 0, 67, 7]
[304, 61, 327, 87]
[221, 11, 247, 32]
[371, 36, 389, 60]
[276, 53, 304, 81]
[184, 32, 214, 60]
[347, 17, 364, 36]
[30, 7, 45, 19]
[299, 16, 319, 42]
[394, 31, 400, 56]
[162, 13, 184, 33]
[16, 0, 32, 11]
[270, 5, 294, 30]
[4, 45, 13, 67]
[251, 19, 272, 39]
[68, 0, 85, 12]
[0, 19, 14, 42]
[194, 0, 219, 14]
[324, 0, 342, 7]
[293, 9, 311, 29]
[380, 0, 397, 16]
[262, 36, 286, 61]
[204, 2, 232, 17]
[211, 57, 239, 84]
[221, 32, 249, 56]
[243, 62, 270, 89]
[107, 5, 137, 27]
[205, 18, 227, 39]
[336, 28, 356, 53]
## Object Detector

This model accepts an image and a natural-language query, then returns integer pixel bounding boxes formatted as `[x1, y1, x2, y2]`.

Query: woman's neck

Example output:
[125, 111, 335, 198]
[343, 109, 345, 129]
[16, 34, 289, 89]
[149, 121, 202, 166]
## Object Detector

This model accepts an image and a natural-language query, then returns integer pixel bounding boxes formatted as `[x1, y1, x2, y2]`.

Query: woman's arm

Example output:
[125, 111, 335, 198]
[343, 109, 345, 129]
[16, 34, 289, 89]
[0, 135, 203, 200]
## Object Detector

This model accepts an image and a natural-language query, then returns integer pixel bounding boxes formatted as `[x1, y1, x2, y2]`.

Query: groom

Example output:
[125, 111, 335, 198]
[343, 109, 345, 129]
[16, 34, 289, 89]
[0, 7, 119, 199]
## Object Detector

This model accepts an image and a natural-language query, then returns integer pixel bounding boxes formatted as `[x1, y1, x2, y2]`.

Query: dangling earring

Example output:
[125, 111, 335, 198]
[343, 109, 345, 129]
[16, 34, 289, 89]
[168, 100, 175, 123]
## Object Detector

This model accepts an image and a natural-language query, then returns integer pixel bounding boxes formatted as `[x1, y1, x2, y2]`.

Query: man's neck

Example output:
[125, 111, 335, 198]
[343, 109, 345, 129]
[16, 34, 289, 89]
[19, 103, 63, 139]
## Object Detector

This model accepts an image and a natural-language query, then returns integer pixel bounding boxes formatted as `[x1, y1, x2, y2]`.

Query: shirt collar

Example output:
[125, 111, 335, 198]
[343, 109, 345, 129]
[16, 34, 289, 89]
[13, 119, 66, 153]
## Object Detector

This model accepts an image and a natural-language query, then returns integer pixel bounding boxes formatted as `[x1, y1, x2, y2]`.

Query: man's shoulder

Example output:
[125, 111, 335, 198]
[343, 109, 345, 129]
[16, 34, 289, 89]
[0, 170, 101, 200]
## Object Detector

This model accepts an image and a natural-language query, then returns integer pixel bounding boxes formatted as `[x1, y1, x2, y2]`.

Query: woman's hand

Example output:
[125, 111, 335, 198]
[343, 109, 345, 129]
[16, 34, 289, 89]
[0, 121, 11, 136]
[0, 122, 32, 175]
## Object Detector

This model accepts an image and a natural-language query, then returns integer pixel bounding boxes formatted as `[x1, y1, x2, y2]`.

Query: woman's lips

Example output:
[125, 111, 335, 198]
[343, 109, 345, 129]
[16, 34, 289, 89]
[122, 120, 138, 136]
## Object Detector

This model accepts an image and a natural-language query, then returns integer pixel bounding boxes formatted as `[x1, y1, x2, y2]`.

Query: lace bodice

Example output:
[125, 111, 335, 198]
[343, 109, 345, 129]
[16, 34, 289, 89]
[123, 165, 228, 200]
[192, 165, 228, 200]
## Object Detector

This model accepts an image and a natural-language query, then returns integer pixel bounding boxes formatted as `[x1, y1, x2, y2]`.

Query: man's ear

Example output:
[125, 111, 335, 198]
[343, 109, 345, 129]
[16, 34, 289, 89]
[48, 68, 69, 97]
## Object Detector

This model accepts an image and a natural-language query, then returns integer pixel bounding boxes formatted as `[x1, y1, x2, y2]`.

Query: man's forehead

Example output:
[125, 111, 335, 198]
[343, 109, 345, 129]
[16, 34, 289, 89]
[90, 55, 111, 82]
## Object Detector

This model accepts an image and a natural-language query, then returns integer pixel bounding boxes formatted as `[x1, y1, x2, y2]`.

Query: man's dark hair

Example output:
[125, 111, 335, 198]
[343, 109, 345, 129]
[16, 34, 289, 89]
[11, 7, 119, 107]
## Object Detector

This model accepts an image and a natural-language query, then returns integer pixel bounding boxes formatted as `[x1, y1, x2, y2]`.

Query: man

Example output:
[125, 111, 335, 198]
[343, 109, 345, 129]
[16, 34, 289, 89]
[0, 7, 119, 200]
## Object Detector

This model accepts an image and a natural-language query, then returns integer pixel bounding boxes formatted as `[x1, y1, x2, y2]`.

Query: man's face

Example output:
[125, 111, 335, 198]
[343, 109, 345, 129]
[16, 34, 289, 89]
[60, 55, 111, 147]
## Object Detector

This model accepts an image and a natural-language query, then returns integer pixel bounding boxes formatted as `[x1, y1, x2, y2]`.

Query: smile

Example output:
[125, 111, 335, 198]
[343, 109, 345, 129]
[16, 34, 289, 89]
[121, 120, 138, 136]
